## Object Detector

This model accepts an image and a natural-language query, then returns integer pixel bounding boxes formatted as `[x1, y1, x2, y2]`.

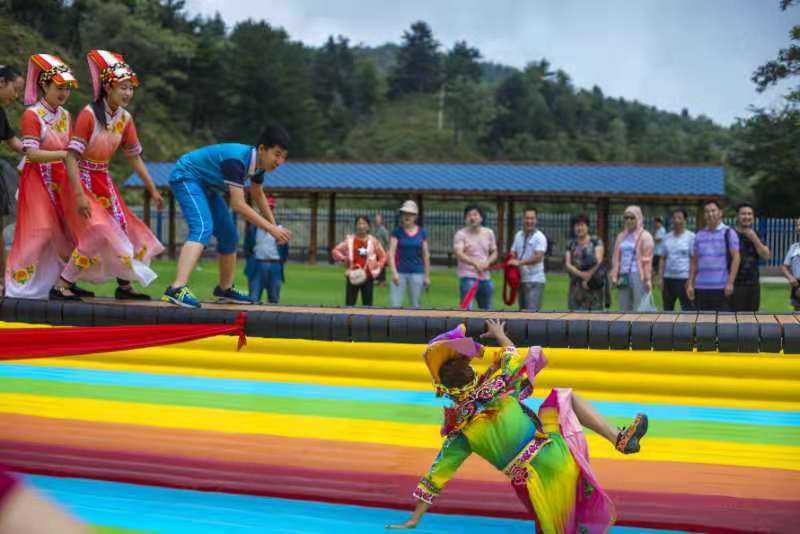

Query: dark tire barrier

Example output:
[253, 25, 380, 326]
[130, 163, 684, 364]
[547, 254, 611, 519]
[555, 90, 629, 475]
[1, 297, 797, 353]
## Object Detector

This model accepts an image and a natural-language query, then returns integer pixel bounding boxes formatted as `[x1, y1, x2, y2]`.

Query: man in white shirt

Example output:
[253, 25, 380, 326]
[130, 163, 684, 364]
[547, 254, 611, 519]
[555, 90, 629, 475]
[658, 208, 695, 311]
[509, 208, 548, 311]
[780, 217, 800, 311]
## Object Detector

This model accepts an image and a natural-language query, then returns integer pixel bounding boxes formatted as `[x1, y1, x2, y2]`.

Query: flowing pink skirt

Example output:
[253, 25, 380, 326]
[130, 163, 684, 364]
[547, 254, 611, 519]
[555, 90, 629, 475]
[59, 161, 163, 286]
[5, 161, 73, 299]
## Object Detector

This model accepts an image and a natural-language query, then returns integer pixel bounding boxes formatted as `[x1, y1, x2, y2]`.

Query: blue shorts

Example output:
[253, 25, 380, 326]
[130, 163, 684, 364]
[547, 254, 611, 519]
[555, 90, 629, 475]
[169, 177, 238, 254]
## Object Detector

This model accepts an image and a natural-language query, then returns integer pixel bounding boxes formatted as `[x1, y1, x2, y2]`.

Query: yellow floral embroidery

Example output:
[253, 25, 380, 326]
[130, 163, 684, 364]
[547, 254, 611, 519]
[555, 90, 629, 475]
[56, 114, 67, 133]
[49, 181, 60, 193]
[96, 196, 112, 209]
[119, 255, 133, 269]
[12, 265, 35, 285]
[71, 250, 99, 270]
[37, 107, 47, 118]
[114, 117, 126, 134]
[134, 245, 148, 261]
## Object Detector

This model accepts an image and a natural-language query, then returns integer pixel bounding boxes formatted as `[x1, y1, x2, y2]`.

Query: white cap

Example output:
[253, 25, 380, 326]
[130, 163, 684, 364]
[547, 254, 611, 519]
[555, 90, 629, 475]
[398, 200, 419, 215]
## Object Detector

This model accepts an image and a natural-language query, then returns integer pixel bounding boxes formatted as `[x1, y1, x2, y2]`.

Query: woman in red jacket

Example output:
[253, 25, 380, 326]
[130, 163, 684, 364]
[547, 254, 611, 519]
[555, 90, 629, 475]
[332, 215, 387, 306]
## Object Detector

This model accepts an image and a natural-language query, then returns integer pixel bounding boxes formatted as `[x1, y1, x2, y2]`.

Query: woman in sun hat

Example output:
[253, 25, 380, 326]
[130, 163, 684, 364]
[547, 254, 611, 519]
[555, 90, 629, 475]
[387, 199, 430, 307]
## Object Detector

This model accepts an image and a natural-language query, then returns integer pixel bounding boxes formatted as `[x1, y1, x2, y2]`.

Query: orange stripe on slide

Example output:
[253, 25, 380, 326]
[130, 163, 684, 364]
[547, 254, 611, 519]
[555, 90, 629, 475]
[2, 413, 797, 502]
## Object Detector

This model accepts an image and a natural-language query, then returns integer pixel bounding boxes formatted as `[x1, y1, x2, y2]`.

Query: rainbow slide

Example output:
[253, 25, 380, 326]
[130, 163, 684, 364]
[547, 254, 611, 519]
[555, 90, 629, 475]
[0, 322, 798, 532]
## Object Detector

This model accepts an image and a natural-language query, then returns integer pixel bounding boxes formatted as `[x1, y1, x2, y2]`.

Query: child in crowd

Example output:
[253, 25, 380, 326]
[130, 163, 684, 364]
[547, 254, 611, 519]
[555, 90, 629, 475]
[244, 195, 288, 304]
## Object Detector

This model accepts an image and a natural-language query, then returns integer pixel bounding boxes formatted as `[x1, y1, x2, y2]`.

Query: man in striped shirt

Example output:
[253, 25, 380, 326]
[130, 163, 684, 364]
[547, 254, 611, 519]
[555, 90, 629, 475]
[686, 200, 740, 311]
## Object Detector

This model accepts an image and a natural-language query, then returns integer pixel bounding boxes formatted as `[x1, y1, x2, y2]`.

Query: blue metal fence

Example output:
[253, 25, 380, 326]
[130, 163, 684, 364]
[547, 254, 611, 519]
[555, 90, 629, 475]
[127, 206, 797, 267]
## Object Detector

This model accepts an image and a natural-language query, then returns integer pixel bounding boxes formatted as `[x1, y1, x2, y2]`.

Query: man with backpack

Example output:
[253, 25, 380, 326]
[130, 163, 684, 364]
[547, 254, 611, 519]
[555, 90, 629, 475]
[686, 200, 740, 311]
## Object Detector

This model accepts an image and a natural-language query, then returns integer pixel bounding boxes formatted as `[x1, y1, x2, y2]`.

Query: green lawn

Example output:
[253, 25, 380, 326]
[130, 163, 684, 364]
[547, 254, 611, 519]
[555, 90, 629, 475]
[90, 259, 796, 312]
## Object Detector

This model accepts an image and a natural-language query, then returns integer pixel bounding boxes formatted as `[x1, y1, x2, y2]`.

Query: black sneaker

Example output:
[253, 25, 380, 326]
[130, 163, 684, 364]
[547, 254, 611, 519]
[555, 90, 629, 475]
[69, 284, 95, 298]
[50, 285, 81, 301]
[115, 285, 151, 301]
[213, 285, 253, 304]
[615, 413, 648, 455]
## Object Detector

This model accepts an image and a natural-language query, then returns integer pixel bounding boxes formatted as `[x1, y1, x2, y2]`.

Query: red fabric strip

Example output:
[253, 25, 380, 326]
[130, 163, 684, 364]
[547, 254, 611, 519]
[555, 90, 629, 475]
[0, 312, 246, 359]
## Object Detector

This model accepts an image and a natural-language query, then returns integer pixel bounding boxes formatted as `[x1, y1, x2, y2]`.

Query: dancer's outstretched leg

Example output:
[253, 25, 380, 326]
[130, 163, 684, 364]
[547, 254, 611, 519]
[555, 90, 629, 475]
[571, 393, 648, 454]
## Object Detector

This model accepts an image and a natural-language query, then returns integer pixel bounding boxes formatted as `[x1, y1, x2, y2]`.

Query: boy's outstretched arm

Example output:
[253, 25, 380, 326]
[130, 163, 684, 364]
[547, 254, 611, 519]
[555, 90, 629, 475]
[230, 187, 291, 243]
[249, 182, 276, 225]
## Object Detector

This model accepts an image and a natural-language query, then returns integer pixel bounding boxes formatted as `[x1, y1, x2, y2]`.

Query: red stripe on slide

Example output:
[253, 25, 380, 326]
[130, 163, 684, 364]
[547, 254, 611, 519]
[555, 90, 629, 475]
[1, 440, 797, 532]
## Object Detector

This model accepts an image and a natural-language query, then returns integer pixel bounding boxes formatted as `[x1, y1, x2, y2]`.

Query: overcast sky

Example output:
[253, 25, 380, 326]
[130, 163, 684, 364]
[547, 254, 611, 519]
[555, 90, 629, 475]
[185, 0, 795, 126]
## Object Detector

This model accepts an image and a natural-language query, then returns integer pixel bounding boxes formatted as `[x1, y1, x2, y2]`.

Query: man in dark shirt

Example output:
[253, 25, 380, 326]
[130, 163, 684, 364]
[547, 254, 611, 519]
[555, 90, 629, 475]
[0, 65, 24, 152]
[732, 203, 771, 312]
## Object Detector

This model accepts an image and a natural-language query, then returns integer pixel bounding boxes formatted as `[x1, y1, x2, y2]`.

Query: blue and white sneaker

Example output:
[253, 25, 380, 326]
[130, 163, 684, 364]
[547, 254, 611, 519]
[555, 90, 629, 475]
[213, 285, 253, 304]
[162, 285, 201, 308]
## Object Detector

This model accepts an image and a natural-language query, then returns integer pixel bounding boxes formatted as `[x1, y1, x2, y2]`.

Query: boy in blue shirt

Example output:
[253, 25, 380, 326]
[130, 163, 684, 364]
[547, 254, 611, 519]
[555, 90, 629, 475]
[162, 125, 292, 308]
[244, 196, 289, 304]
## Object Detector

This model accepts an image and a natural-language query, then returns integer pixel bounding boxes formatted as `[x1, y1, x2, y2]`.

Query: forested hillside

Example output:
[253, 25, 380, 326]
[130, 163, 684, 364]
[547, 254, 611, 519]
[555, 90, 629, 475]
[3, 1, 795, 213]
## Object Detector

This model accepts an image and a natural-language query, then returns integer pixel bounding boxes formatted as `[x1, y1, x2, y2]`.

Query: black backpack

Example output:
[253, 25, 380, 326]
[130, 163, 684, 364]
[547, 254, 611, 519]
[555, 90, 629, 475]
[541, 231, 555, 258]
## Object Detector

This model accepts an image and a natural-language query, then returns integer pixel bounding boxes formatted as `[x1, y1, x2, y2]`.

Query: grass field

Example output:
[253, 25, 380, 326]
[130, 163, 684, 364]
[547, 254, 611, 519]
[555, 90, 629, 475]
[88, 259, 796, 312]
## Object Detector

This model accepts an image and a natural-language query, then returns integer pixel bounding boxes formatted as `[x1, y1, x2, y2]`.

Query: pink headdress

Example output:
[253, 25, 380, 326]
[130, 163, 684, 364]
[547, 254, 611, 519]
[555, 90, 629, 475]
[86, 50, 139, 100]
[423, 324, 485, 396]
[24, 54, 78, 106]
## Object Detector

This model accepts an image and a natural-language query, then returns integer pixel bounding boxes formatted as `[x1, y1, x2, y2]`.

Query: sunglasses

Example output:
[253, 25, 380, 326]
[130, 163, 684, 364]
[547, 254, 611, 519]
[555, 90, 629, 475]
[623, 215, 636, 220]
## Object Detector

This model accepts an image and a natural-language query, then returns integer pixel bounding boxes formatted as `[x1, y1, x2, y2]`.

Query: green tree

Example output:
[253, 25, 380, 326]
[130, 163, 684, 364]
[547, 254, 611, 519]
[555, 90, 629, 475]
[731, 0, 800, 215]
[185, 13, 228, 135]
[312, 35, 359, 144]
[445, 40, 481, 84]
[224, 20, 324, 156]
[751, 0, 799, 103]
[353, 58, 382, 116]
[388, 21, 442, 97]
[445, 77, 494, 145]
[730, 110, 800, 216]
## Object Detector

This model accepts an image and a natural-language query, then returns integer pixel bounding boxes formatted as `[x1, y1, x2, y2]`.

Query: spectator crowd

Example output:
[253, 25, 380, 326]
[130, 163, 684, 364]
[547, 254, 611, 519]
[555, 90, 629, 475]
[319, 199, 800, 313]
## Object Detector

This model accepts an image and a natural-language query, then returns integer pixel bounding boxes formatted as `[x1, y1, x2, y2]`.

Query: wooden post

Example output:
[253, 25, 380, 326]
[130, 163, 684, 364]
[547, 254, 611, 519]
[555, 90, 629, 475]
[142, 189, 151, 230]
[168, 191, 177, 259]
[496, 197, 506, 255]
[415, 193, 424, 226]
[695, 202, 706, 232]
[597, 197, 610, 252]
[309, 193, 319, 264]
[506, 198, 516, 251]
[327, 193, 336, 264]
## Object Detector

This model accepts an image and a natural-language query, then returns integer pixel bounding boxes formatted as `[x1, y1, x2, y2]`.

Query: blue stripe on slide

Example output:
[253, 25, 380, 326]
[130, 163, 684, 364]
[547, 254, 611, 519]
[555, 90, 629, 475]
[2, 363, 798, 427]
[26, 475, 683, 534]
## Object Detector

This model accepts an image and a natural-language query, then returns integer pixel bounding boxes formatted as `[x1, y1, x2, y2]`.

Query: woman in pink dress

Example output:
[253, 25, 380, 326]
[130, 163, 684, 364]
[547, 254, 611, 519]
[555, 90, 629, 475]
[4, 54, 93, 300]
[58, 50, 164, 299]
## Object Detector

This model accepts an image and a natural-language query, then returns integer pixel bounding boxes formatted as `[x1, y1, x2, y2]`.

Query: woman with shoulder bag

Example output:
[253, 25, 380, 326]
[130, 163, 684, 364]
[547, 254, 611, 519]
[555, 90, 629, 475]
[332, 215, 386, 306]
[564, 214, 606, 311]
[610, 206, 655, 312]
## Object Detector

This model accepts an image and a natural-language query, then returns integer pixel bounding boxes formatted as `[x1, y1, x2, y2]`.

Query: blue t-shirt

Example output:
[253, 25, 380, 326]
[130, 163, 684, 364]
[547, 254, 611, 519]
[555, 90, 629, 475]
[392, 226, 427, 274]
[172, 143, 265, 193]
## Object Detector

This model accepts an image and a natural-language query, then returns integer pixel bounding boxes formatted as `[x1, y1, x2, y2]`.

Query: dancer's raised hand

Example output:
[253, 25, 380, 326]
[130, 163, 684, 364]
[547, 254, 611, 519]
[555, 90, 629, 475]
[480, 319, 513, 347]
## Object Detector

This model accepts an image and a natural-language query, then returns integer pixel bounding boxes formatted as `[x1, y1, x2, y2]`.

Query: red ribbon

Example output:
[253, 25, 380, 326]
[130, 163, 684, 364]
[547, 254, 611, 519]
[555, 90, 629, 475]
[460, 253, 520, 309]
[0, 312, 247, 360]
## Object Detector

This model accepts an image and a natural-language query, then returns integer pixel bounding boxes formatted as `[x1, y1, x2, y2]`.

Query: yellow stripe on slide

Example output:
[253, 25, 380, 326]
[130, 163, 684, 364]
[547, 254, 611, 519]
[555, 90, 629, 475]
[0, 392, 797, 471]
[15, 354, 800, 412]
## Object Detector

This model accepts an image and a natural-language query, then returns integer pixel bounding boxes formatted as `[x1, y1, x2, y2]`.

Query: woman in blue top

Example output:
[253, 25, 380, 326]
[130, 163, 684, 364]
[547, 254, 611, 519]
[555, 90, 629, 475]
[388, 200, 430, 307]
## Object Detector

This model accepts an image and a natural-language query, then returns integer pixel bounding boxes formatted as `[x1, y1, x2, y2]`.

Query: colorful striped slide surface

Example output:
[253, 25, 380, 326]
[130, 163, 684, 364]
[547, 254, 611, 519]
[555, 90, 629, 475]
[1, 322, 798, 533]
